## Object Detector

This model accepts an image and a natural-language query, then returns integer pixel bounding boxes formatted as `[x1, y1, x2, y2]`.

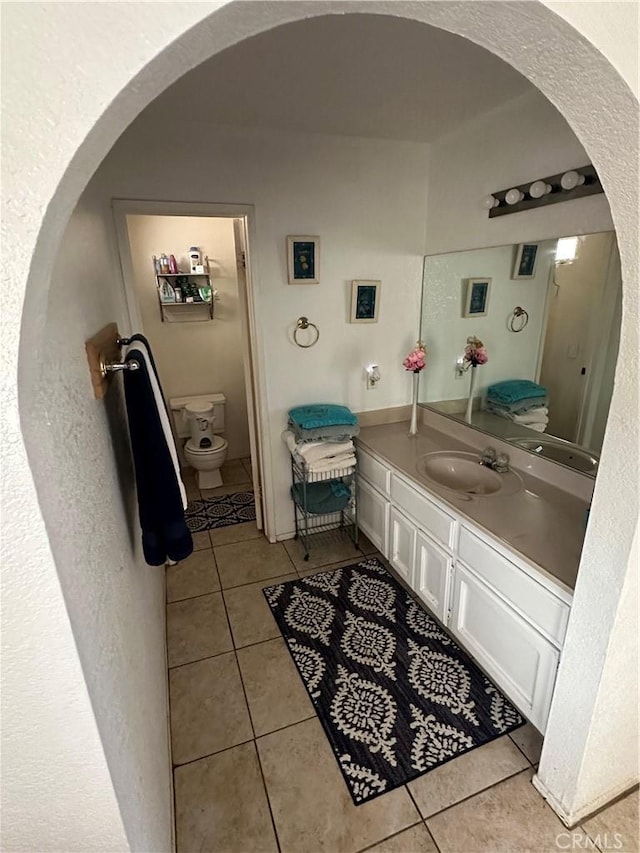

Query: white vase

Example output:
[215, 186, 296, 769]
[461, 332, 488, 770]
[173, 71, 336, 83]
[409, 372, 419, 436]
[465, 364, 477, 423]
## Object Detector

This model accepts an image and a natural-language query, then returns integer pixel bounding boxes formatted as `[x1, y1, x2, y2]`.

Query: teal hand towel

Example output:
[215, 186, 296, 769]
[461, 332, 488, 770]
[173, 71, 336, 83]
[288, 404, 358, 430]
[290, 480, 351, 515]
[487, 380, 547, 405]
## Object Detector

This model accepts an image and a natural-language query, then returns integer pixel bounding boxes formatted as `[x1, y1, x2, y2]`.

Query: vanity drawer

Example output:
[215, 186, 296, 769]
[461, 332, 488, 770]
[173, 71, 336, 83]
[358, 448, 390, 494]
[390, 474, 456, 550]
[458, 527, 570, 647]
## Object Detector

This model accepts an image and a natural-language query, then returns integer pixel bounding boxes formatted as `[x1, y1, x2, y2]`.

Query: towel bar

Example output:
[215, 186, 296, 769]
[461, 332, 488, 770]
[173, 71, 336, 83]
[85, 323, 137, 398]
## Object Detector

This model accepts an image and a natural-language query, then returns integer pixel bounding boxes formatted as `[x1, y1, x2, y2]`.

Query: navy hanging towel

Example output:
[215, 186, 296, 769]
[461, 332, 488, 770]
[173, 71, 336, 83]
[123, 344, 192, 566]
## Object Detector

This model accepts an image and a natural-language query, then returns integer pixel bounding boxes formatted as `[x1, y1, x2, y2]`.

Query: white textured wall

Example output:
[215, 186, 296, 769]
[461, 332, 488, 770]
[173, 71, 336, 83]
[1, 1, 638, 847]
[95, 120, 430, 538]
[424, 88, 614, 256]
[125, 214, 250, 459]
[420, 241, 555, 403]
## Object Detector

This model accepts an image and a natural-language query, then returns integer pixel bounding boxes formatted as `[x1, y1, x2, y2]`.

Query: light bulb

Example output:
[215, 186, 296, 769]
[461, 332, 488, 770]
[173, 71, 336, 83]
[505, 188, 524, 205]
[482, 194, 499, 210]
[561, 170, 585, 191]
[529, 180, 552, 199]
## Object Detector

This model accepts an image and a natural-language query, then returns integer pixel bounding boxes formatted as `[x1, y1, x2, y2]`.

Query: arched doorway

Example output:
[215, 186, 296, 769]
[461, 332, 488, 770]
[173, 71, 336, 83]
[4, 3, 637, 847]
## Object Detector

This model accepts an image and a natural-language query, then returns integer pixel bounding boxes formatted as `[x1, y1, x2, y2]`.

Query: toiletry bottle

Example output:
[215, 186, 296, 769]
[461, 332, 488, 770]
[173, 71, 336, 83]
[159, 253, 170, 274]
[169, 254, 179, 274]
[188, 246, 201, 273]
[152, 255, 161, 274]
[174, 287, 182, 302]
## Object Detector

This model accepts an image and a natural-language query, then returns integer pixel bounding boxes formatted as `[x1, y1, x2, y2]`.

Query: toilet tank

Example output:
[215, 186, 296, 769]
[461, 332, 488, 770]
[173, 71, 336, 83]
[169, 393, 226, 438]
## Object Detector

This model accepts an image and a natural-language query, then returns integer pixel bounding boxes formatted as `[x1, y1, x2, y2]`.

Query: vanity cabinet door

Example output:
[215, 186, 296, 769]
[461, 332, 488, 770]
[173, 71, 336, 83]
[389, 507, 416, 586]
[450, 562, 560, 732]
[357, 478, 389, 558]
[414, 531, 452, 625]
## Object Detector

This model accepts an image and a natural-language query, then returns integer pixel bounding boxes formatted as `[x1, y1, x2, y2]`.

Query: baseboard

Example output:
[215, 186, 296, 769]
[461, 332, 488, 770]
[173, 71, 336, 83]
[532, 772, 639, 828]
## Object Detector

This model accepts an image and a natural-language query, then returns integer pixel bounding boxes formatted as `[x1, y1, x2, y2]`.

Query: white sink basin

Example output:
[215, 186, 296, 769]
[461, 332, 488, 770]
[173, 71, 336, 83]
[416, 451, 521, 497]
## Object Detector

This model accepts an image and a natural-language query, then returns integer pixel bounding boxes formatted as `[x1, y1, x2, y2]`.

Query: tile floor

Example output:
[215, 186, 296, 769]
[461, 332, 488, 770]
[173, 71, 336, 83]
[168, 464, 640, 853]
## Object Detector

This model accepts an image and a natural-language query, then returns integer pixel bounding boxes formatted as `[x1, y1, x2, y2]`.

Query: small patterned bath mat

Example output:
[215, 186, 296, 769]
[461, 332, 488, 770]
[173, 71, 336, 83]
[186, 491, 256, 532]
[263, 557, 524, 805]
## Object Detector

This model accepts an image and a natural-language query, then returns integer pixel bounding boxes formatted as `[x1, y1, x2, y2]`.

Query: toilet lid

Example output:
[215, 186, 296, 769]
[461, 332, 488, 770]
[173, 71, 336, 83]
[185, 435, 226, 454]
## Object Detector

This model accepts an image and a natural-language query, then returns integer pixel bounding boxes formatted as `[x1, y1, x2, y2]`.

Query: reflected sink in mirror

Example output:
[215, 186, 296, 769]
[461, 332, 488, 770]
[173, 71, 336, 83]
[509, 437, 599, 475]
[416, 451, 522, 497]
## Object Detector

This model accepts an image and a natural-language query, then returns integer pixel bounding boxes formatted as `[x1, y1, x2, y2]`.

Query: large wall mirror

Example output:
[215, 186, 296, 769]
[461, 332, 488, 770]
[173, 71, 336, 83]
[419, 232, 621, 476]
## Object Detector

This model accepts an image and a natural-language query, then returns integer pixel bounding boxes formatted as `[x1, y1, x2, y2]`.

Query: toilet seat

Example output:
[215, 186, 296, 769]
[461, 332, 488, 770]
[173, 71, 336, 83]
[185, 435, 227, 454]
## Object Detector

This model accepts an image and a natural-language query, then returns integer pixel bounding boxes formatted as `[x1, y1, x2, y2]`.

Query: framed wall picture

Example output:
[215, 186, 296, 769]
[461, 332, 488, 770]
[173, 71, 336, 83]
[463, 277, 492, 317]
[512, 242, 539, 279]
[287, 235, 320, 284]
[350, 280, 381, 323]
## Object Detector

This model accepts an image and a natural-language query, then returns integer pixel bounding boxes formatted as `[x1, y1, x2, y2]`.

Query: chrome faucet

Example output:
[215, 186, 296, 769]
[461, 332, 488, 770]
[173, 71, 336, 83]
[480, 446, 510, 473]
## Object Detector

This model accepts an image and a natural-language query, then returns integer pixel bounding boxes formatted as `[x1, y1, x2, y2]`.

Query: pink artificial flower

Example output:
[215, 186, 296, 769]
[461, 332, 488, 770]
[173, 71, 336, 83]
[403, 343, 427, 373]
[463, 336, 488, 367]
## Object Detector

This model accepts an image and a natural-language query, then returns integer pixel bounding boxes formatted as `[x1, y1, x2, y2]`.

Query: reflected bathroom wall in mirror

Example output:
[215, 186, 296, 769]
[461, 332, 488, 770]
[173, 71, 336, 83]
[419, 232, 621, 476]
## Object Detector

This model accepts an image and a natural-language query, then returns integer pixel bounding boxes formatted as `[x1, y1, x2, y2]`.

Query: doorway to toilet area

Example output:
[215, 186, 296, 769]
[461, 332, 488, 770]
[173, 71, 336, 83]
[114, 200, 265, 535]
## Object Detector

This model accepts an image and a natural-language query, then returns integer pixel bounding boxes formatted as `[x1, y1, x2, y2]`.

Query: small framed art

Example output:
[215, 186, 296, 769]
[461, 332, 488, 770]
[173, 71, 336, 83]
[350, 280, 381, 323]
[512, 242, 539, 279]
[463, 277, 491, 317]
[287, 235, 320, 284]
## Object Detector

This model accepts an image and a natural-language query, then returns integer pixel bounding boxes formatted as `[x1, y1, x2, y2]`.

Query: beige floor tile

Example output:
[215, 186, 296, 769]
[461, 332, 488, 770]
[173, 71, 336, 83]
[175, 742, 277, 853]
[237, 638, 315, 736]
[166, 549, 219, 603]
[224, 573, 296, 648]
[583, 788, 639, 852]
[509, 722, 544, 765]
[358, 532, 379, 556]
[209, 521, 262, 549]
[184, 481, 201, 501]
[426, 768, 569, 853]
[169, 653, 253, 765]
[408, 735, 529, 818]
[365, 823, 438, 853]
[201, 481, 253, 499]
[191, 530, 211, 551]
[284, 530, 361, 571]
[257, 717, 420, 853]
[297, 557, 366, 578]
[220, 459, 252, 485]
[167, 592, 232, 667]
[215, 537, 295, 588]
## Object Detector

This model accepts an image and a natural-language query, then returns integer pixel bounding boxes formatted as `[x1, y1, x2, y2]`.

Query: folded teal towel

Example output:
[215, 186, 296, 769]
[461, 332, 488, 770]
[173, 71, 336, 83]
[291, 480, 351, 515]
[487, 380, 547, 405]
[288, 404, 358, 430]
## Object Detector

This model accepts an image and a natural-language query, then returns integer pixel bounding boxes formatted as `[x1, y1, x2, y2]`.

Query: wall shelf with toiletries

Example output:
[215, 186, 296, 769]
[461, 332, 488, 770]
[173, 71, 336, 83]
[153, 250, 215, 323]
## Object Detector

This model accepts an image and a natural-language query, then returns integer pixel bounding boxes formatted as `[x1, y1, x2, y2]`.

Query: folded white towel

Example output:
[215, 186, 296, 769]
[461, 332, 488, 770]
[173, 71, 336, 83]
[306, 452, 356, 473]
[298, 439, 354, 463]
[512, 408, 549, 424]
[127, 341, 187, 510]
[524, 422, 547, 433]
[282, 430, 354, 464]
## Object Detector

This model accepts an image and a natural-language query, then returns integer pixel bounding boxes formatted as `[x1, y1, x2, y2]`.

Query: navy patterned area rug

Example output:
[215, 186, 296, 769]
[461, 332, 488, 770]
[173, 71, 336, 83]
[264, 557, 524, 805]
[186, 491, 255, 532]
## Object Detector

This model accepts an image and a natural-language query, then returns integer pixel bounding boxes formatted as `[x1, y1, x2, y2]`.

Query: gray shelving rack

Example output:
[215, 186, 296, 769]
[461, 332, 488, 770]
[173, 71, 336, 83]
[290, 453, 359, 561]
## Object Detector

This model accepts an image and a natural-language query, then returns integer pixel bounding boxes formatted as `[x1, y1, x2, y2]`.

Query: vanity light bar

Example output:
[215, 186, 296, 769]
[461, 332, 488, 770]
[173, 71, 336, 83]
[485, 165, 603, 218]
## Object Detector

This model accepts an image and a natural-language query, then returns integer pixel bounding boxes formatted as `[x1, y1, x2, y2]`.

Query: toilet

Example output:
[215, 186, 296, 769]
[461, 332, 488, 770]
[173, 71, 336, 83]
[169, 393, 228, 489]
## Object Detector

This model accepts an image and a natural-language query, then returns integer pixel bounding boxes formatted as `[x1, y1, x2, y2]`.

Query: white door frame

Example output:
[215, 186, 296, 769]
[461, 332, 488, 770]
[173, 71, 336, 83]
[112, 198, 274, 541]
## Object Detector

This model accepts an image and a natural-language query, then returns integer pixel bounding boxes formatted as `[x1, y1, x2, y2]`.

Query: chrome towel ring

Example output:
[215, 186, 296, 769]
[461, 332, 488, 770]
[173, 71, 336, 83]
[509, 306, 529, 333]
[293, 316, 320, 348]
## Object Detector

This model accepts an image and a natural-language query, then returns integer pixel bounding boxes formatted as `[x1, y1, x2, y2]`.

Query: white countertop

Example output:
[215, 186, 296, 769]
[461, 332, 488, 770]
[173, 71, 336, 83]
[357, 421, 589, 593]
